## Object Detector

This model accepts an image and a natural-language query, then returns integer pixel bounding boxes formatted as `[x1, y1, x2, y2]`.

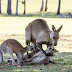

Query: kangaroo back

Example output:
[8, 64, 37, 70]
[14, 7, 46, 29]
[25, 19, 50, 45]
[0, 39, 24, 54]
[0, 39, 33, 65]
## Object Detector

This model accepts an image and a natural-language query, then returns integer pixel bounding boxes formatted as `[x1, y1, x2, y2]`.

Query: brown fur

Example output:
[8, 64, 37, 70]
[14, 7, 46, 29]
[25, 19, 53, 54]
[0, 39, 33, 65]
[25, 19, 50, 44]
[52, 25, 62, 46]
[24, 47, 58, 64]
[25, 19, 62, 55]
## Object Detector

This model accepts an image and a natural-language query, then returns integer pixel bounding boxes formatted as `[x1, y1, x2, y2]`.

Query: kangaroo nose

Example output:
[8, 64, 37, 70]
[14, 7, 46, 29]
[45, 53, 53, 56]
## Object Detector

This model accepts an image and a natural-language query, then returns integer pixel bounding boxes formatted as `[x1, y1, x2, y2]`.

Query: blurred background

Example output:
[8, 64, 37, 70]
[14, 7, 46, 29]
[0, 0, 72, 17]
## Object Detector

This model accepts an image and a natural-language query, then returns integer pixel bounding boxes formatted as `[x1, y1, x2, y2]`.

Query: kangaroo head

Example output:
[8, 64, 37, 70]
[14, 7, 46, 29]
[46, 44, 58, 55]
[52, 25, 63, 46]
[46, 44, 54, 54]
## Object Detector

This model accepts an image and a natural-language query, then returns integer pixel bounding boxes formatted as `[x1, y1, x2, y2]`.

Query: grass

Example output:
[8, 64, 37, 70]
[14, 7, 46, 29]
[0, 34, 72, 72]
[0, 12, 61, 18]
[0, 11, 71, 18]
[0, 0, 72, 71]
[0, 52, 72, 72]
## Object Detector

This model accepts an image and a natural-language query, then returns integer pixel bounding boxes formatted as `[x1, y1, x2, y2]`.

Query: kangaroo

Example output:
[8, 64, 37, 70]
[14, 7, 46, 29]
[24, 46, 58, 60]
[25, 19, 62, 55]
[0, 39, 33, 65]
[25, 51, 50, 64]
[24, 46, 58, 64]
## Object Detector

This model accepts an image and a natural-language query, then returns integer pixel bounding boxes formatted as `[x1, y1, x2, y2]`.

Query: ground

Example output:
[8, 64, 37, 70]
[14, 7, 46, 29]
[0, 17, 72, 72]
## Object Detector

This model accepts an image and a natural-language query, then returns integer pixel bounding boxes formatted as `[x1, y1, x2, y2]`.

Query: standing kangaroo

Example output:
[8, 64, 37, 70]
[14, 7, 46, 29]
[0, 39, 33, 65]
[25, 19, 62, 55]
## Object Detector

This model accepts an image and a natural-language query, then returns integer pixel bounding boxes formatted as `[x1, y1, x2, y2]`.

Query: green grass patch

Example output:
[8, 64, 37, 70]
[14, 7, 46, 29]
[0, 12, 70, 18]
[0, 52, 72, 72]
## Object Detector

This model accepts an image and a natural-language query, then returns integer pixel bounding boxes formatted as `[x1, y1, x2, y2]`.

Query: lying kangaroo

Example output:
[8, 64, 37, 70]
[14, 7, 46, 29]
[24, 48, 58, 61]
[25, 19, 62, 55]
[0, 39, 33, 65]
[25, 46, 58, 64]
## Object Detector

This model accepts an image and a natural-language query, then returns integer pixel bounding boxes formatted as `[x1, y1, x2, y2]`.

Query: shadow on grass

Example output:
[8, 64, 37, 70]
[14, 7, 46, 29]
[0, 52, 72, 72]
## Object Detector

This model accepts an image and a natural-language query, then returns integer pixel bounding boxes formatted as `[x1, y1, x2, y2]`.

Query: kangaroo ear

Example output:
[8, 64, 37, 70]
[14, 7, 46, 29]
[57, 25, 63, 33]
[52, 25, 56, 31]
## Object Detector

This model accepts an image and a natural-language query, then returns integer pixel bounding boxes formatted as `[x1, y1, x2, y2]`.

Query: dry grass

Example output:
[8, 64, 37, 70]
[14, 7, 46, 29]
[0, 17, 72, 52]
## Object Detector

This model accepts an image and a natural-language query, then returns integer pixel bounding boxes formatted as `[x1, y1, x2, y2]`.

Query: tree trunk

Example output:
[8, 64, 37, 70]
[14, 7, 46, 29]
[57, 0, 61, 15]
[7, 0, 12, 15]
[23, 0, 26, 14]
[40, 0, 44, 12]
[0, 1, 1, 13]
[45, 0, 48, 11]
[16, 0, 18, 15]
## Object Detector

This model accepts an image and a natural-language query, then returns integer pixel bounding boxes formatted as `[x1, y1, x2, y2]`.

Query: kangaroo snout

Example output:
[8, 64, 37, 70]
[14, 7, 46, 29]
[45, 52, 53, 56]
[54, 43, 57, 46]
